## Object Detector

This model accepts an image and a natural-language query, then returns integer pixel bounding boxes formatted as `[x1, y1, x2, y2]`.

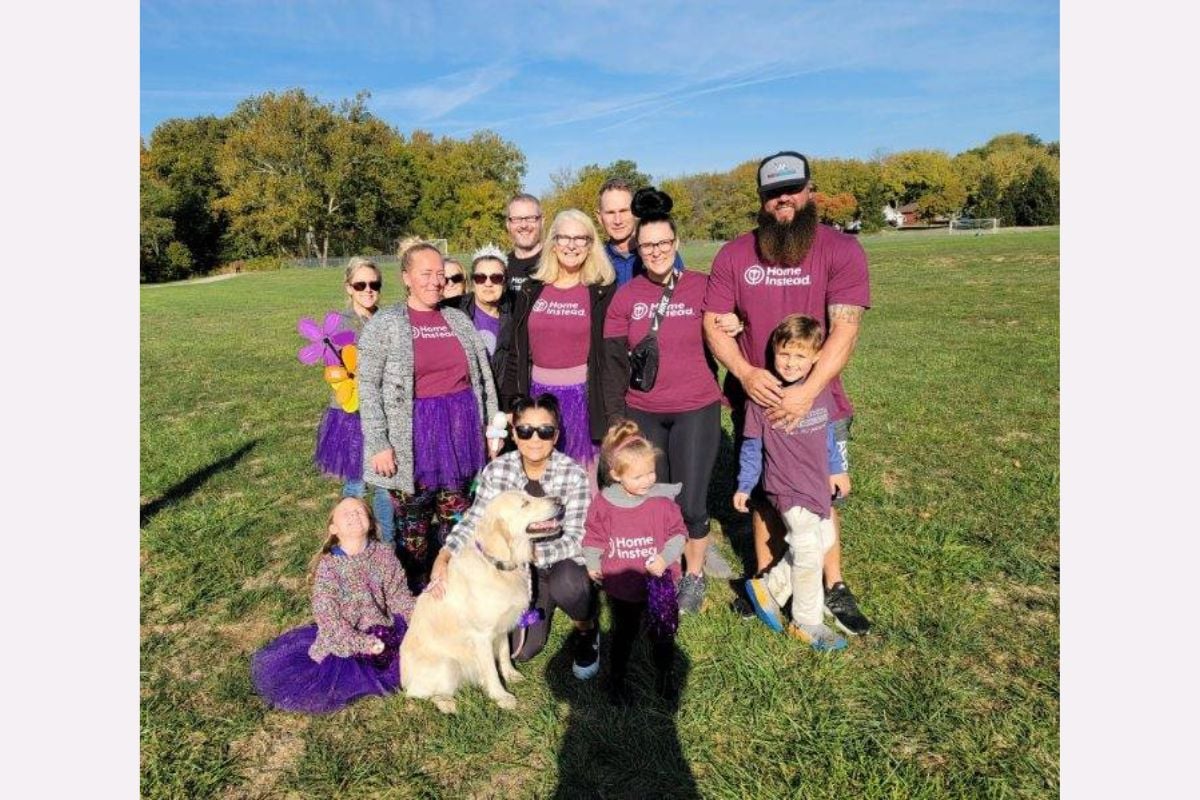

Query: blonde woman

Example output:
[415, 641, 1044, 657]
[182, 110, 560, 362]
[502, 209, 616, 475]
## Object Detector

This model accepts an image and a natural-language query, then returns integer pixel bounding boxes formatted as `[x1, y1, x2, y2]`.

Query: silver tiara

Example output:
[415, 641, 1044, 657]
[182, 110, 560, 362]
[471, 243, 508, 267]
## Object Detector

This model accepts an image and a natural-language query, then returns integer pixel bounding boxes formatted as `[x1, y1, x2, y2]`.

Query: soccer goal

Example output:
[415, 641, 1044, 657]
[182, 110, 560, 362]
[949, 218, 1000, 234]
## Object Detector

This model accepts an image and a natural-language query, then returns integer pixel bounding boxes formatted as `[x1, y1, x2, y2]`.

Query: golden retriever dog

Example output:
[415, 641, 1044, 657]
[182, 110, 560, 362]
[400, 490, 562, 714]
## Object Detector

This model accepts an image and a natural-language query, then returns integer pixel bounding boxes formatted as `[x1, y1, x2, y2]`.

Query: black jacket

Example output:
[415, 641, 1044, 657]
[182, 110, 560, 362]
[501, 278, 618, 441]
[440, 292, 513, 394]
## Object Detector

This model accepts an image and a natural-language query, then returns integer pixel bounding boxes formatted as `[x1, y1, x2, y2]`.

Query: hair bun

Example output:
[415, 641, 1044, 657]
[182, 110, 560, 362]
[632, 186, 673, 219]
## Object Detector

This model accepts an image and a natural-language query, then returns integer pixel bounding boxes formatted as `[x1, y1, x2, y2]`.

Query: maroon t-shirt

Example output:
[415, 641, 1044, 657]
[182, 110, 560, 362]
[702, 225, 870, 420]
[582, 493, 685, 602]
[743, 382, 836, 519]
[528, 284, 591, 368]
[604, 270, 722, 414]
[409, 308, 469, 398]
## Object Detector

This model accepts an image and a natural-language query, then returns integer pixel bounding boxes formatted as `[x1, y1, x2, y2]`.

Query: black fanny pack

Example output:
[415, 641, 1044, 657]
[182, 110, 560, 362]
[628, 275, 677, 392]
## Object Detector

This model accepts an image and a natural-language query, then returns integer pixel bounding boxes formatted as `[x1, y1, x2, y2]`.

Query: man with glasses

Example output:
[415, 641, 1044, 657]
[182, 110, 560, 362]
[504, 193, 544, 293]
[596, 178, 682, 286]
[702, 151, 874, 636]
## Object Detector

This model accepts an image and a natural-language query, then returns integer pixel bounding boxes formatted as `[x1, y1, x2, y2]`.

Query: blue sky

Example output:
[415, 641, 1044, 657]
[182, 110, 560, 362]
[140, 1, 1059, 195]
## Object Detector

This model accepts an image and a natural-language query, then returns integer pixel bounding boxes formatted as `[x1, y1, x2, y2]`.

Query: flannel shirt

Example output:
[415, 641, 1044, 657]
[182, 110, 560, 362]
[444, 450, 589, 568]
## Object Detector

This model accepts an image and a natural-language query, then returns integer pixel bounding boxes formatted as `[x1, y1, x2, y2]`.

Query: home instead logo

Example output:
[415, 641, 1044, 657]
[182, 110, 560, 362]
[743, 264, 810, 288]
[532, 298, 585, 316]
[632, 301, 694, 321]
[411, 324, 455, 340]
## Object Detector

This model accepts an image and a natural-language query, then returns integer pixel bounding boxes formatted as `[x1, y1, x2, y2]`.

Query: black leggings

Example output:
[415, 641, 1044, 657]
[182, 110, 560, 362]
[511, 559, 597, 662]
[609, 596, 674, 682]
[626, 401, 722, 539]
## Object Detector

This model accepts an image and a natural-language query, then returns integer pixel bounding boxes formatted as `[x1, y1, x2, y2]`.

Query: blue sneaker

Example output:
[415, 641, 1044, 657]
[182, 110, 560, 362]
[744, 576, 784, 633]
[787, 622, 848, 652]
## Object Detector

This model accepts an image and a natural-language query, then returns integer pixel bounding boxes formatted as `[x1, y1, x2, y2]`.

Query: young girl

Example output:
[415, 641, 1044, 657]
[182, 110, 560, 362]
[583, 420, 687, 706]
[251, 497, 416, 714]
[314, 257, 382, 498]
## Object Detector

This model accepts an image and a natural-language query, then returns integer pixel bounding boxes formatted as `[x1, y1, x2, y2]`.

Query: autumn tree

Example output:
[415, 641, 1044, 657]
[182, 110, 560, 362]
[540, 159, 654, 222]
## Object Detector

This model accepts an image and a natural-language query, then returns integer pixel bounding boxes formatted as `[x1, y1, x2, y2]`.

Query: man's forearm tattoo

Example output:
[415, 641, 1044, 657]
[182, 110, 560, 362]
[828, 304, 865, 325]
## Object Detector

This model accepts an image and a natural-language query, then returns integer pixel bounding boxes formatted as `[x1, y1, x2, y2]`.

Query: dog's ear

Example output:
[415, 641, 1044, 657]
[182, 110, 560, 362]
[476, 507, 514, 562]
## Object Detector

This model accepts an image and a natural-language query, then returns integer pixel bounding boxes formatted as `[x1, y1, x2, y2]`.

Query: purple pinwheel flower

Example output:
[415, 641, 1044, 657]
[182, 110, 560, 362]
[297, 311, 356, 366]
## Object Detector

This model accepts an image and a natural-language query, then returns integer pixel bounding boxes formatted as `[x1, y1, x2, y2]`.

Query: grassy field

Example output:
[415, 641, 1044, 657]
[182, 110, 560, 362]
[141, 228, 1059, 798]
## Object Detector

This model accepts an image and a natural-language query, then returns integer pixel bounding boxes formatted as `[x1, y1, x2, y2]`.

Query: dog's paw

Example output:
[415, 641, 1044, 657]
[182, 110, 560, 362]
[433, 696, 458, 715]
[493, 692, 518, 710]
[501, 667, 524, 684]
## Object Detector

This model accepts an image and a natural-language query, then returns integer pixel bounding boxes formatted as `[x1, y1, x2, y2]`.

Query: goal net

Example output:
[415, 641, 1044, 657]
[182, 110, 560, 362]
[949, 218, 999, 234]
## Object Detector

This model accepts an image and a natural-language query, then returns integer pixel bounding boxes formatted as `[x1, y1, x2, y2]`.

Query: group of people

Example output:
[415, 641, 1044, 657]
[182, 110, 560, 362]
[252, 150, 875, 714]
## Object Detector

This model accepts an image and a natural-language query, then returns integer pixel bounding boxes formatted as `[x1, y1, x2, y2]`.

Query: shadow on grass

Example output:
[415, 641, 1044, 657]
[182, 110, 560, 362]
[141, 439, 260, 527]
[545, 631, 697, 799]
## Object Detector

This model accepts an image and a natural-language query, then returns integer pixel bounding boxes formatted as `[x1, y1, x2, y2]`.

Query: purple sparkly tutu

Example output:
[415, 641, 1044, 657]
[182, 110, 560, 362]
[530, 378, 598, 465]
[314, 407, 364, 481]
[412, 387, 485, 490]
[251, 615, 407, 715]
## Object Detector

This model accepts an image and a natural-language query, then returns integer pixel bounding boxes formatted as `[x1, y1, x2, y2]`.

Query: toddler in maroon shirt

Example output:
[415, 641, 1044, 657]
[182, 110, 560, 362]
[735, 314, 848, 652]
[584, 420, 687, 706]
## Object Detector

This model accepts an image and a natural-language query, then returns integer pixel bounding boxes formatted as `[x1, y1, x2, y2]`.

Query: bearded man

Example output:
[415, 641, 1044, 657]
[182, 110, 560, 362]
[702, 151, 873, 635]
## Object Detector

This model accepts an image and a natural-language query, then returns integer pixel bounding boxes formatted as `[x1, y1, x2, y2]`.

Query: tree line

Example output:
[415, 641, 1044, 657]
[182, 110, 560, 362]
[141, 89, 1058, 283]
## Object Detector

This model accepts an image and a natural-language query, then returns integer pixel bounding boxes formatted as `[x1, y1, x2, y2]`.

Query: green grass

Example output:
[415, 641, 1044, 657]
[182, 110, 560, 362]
[141, 228, 1059, 798]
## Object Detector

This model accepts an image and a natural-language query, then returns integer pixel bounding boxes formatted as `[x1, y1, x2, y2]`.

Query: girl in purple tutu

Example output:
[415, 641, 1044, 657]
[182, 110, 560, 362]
[314, 257, 382, 498]
[583, 420, 685, 707]
[358, 242, 500, 591]
[502, 209, 617, 489]
[251, 497, 416, 714]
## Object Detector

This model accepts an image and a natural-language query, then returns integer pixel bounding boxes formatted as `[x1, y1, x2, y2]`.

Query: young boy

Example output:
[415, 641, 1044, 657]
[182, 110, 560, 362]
[733, 313, 849, 651]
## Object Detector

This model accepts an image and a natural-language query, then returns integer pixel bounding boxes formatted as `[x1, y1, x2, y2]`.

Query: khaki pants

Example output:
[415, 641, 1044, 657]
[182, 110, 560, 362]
[762, 507, 838, 626]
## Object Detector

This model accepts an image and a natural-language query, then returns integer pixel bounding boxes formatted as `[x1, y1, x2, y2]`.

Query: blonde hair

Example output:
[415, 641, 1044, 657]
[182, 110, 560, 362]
[532, 209, 615, 287]
[343, 256, 381, 309]
[306, 497, 380, 583]
[600, 418, 660, 478]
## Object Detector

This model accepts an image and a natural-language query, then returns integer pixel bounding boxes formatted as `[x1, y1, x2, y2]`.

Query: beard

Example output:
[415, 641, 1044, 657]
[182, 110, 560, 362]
[755, 199, 819, 266]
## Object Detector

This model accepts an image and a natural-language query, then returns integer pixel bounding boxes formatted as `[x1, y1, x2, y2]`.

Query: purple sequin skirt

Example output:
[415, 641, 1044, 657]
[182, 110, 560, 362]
[314, 407, 363, 481]
[412, 387, 485, 490]
[250, 615, 406, 715]
[531, 378, 598, 465]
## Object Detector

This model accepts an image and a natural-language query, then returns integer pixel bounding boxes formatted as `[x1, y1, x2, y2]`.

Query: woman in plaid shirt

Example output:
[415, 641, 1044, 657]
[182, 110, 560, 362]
[431, 393, 602, 680]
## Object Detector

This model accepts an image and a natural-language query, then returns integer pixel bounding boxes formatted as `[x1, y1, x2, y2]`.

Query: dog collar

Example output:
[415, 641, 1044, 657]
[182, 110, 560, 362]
[475, 540, 523, 571]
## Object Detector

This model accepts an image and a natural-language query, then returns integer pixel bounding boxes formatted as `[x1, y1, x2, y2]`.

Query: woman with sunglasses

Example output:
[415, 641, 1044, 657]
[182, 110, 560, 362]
[358, 242, 500, 592]
[601, 188, 727, 614]
[441, 258, 467, 300]
[314, 256, 383, 498]
[502, 209, 617, 485]
[440, 244, 514, 391]
[432, 393, 601, 679]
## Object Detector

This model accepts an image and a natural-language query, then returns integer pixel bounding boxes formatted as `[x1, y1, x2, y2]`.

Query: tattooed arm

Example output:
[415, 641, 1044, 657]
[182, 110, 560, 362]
[768, 303, 864, 427]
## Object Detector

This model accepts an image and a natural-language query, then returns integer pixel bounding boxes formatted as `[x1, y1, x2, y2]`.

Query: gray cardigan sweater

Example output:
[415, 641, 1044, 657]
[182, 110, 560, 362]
[357, 303, 499, 493]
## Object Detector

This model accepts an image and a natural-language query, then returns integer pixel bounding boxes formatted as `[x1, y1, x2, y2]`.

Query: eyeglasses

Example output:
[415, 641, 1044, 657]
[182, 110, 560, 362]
[473, 273, 506, 286]
[507, 214, 542, 224]
[445, 273, 465, 285]
[636, 238, 676, 254]
[350, 280, 382, 291]
[514, 424, 558, 441]
[553, 235, 591, 248]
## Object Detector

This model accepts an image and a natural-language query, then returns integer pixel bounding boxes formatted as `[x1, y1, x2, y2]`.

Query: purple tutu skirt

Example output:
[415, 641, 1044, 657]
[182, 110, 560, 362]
[251, 615, 407, 715]
[314, 407, 364, 481]
[531, 379, 598, 465]
[412, 387, 485, 490]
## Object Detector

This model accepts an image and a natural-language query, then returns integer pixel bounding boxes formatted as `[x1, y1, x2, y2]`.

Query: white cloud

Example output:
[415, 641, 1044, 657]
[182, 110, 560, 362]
[372, 64, 519, 121]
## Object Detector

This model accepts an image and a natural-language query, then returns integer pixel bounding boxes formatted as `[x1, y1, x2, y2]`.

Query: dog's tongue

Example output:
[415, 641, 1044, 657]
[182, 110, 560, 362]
[526, 518, 561, 533]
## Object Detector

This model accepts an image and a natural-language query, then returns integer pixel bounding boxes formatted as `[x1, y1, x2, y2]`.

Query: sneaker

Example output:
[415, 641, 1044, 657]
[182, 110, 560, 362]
[744, 576, 784, 633]
[787, 622, 848, 652]
[677, 574, 706, 614]
[730, 595, 757, 619]
[824, 581, 871, 635]
[571, 625, 600, 680]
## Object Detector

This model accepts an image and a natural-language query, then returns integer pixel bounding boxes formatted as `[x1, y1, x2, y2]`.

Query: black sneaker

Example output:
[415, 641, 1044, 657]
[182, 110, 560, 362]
[571, 625, 600, 680]
[677, 574, 706, 614]
[730, 595, 757, 619]
[824, 581, 871, 635]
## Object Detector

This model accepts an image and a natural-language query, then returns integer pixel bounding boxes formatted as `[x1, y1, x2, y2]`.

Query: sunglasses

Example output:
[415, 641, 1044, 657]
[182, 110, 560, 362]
[445, 274, 465, 285]
[514, 424, 558, 441]
[350, 280, 382, 291]
[473, 273, 506, 286]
